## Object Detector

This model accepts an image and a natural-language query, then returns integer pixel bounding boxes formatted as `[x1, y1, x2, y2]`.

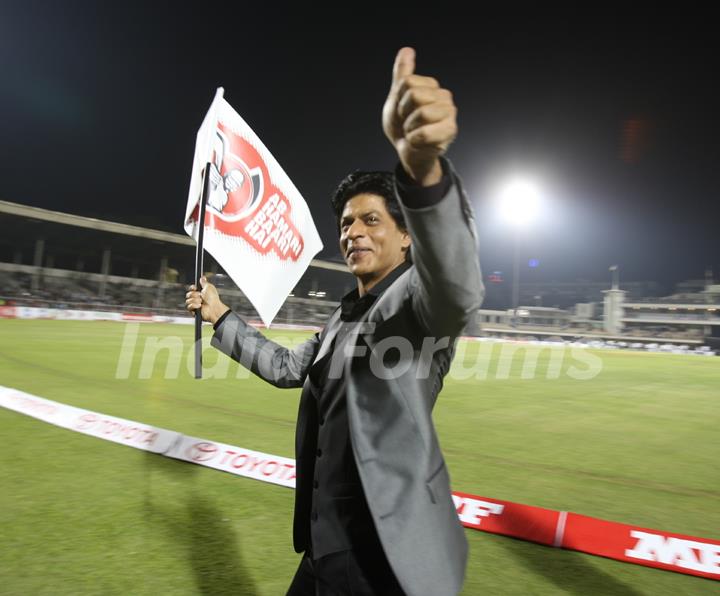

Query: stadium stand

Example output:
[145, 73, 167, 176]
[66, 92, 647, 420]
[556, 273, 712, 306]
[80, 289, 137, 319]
[0, 200, 350, 326]
[1, 199, 718, 350]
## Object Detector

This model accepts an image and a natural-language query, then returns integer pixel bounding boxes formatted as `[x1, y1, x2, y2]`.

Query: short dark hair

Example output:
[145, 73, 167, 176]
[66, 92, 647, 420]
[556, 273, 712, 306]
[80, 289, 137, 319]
[330, 170, 406, 232]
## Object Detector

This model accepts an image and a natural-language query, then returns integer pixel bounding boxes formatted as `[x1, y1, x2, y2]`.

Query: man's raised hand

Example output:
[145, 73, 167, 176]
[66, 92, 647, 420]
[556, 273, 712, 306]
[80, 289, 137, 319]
[382, 47, 458, 186]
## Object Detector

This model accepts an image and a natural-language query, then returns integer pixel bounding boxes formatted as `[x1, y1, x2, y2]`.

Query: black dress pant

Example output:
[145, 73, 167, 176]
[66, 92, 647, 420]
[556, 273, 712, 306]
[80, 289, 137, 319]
[286, 548, 405, 596]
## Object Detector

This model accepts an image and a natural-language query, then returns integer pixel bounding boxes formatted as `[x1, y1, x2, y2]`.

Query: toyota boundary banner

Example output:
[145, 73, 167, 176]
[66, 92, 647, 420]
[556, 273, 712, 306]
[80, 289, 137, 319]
[184, 88, 324, 326]
[168, 434, 296, 489]
[1, 385, 717, 582]
[0, 388, 179, 453]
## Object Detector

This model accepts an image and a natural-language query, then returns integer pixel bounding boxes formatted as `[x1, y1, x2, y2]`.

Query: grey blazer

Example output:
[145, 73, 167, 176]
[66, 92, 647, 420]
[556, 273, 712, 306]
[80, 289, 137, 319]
[211, 161, 484, 596]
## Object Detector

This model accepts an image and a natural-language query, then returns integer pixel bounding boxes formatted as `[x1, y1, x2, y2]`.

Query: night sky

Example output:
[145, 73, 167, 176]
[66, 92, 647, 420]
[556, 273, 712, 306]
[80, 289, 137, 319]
[1, 3, 718, 294]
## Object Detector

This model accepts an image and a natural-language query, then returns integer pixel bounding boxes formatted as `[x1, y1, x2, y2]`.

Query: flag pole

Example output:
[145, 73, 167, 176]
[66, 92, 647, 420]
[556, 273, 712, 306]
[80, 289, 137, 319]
[194, 162, 212, 379]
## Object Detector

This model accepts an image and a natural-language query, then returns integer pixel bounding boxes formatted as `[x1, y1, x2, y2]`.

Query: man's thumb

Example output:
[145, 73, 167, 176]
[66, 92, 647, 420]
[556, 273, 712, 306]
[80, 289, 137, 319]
[392, 47, 416, 84]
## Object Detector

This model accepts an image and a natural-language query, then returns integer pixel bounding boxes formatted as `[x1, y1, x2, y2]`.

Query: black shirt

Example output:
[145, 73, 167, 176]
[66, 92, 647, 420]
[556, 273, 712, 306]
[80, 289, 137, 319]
[306, 261, 411, 559]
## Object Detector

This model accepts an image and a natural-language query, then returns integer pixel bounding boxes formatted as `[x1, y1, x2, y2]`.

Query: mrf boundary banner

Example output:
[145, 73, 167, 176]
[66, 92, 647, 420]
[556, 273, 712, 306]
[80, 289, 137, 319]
[184, 88, 323, 327]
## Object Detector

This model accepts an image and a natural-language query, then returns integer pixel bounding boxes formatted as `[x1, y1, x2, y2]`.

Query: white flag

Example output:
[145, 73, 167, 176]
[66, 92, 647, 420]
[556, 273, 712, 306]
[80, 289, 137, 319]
[184, 88, 323, 326]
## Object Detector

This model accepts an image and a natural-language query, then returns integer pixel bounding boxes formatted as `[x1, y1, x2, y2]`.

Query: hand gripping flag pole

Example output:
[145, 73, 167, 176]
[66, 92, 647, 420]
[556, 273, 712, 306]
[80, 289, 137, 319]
[193, 162, 212, 379]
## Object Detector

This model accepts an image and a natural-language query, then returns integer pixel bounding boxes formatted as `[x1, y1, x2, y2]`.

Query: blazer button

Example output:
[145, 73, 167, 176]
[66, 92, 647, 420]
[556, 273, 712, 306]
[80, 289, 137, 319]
[316, 448, 322, 457]
[311, 511, 318, 522]
[319, 417, 325, 426]
[313, 480, 319, 489]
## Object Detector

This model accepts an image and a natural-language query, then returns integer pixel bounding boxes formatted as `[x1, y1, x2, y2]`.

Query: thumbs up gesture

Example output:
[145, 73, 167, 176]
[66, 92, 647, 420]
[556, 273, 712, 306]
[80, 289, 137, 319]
[382, 47, 458, 186]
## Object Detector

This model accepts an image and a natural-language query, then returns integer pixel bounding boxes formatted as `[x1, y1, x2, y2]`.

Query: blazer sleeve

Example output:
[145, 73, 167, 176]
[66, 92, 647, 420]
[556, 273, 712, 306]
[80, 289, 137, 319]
[211, 311, 320, 388]
[398, 158, 485, 337]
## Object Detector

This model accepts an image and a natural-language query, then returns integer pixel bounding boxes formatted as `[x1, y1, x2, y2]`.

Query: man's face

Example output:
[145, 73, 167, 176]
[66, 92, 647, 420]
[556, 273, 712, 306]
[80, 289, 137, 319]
[339, 194, 410, 287]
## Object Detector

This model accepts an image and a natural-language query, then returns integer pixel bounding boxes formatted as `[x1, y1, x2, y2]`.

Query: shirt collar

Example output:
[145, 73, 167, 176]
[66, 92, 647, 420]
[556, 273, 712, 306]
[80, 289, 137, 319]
[340, 261, 411, 319]
[367, 261, 411, 296]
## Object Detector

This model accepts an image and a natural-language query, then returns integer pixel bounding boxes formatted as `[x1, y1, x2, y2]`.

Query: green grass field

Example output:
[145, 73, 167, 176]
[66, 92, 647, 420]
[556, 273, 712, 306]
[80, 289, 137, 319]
[1, 319, 718, 595]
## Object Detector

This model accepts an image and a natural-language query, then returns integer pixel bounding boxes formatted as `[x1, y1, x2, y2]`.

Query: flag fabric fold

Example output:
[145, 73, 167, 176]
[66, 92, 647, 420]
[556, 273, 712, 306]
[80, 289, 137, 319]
[185, 88, 324, 326]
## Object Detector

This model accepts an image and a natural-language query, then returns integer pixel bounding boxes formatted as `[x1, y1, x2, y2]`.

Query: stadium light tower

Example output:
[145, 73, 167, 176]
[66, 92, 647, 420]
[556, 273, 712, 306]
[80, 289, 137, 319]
[497, 177, 542, 323]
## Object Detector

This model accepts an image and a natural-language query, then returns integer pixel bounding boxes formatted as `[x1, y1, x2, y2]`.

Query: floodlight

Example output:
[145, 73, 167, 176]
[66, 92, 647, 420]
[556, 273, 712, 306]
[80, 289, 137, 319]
[498, 178, 541, 227]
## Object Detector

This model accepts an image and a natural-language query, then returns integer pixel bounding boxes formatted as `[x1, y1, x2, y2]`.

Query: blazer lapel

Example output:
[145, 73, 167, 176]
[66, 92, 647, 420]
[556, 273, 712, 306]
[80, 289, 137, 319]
[313, 308, 343, 363]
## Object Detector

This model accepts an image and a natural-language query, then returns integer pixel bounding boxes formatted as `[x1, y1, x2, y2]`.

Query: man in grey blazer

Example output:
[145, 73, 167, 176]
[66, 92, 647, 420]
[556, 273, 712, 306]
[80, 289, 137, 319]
[186, 47, 483, 596]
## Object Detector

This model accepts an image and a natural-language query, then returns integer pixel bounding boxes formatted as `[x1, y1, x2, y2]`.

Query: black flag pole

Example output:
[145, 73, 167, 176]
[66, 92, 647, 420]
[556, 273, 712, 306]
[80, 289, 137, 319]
[194, 162, 212, 379]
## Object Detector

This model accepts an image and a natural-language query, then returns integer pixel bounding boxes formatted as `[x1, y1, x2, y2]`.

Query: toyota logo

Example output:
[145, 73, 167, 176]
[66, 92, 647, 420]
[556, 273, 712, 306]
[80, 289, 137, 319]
[187, 442, 218, 462]
[75, 413, 98, 430]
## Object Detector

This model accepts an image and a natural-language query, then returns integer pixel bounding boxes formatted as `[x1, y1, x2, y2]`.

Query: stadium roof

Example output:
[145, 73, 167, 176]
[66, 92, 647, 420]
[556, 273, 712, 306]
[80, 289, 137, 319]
[0, 200, 347, 273]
